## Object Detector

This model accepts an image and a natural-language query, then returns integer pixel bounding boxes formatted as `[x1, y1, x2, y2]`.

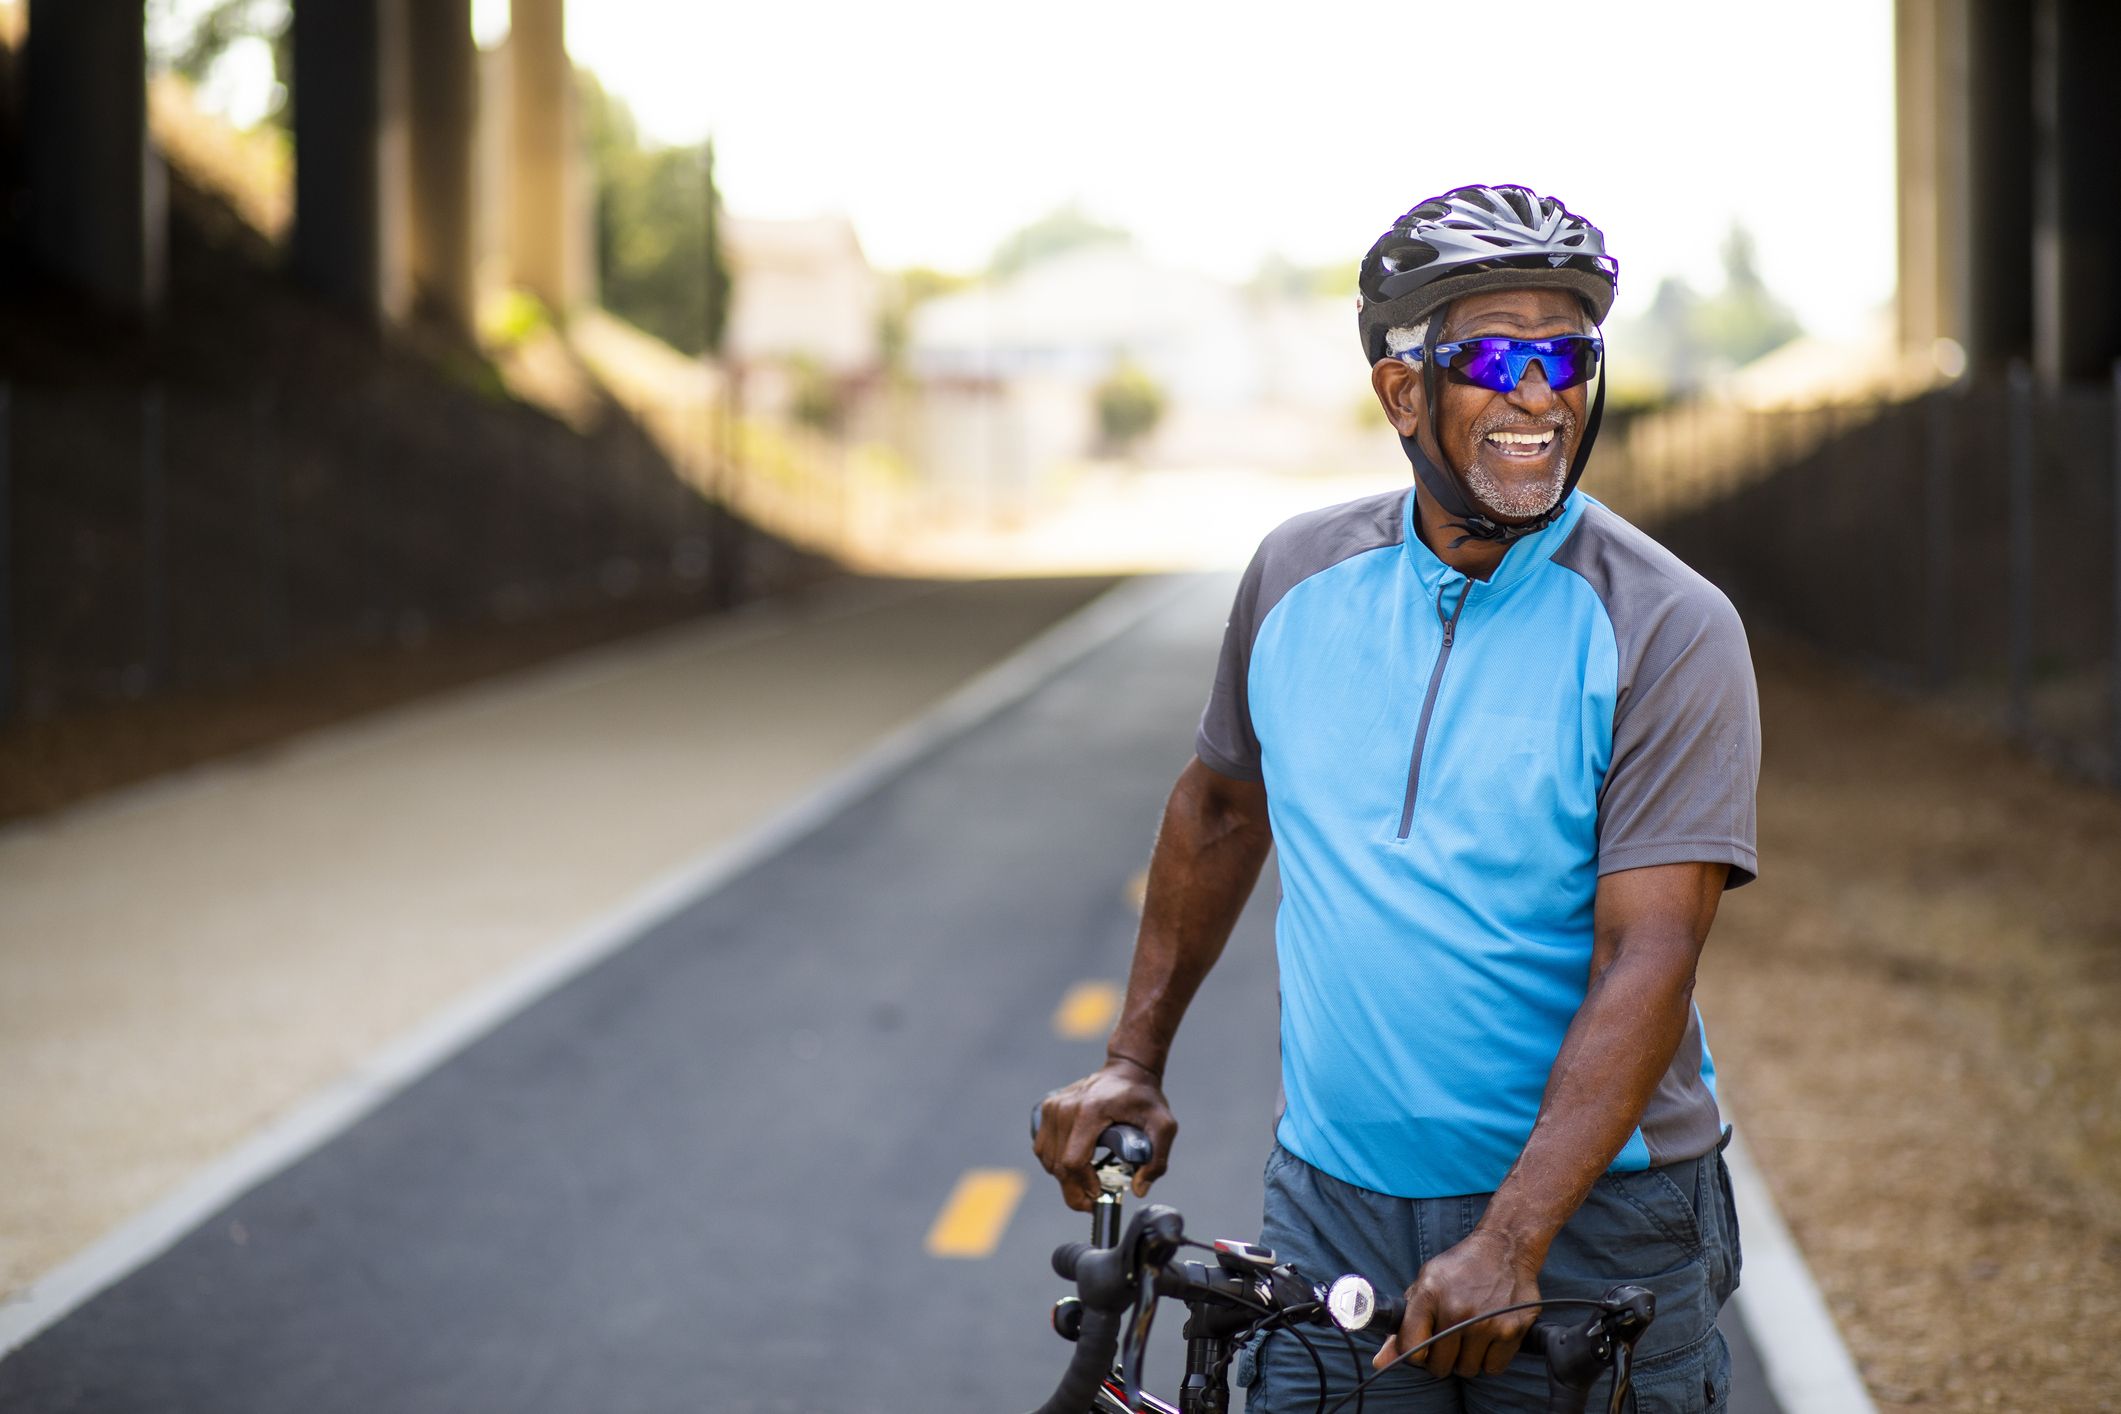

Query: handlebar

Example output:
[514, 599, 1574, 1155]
[1027, 1105, 1154, 1195]
[1040, 1216, 1654, 1414]
[1323, 1274, 1655, 1412]
[1026, 1303, 1123, 1414]
[1025, 1107, 1654, 1412]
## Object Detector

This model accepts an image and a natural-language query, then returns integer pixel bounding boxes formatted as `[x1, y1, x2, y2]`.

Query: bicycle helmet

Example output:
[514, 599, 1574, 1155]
[1356, 185, 1620, 545]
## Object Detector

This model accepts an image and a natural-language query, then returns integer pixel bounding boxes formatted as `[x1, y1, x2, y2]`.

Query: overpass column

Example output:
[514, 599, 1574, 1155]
[508, 0, 587, 315]
[292, 0, 410, 322]
[1963, 0, 2032, 371]
[2032, 0, 2121, 381]
[406, 0, 477, 333]
[1895, 0, 1969, 359]
[23, 0, 165, 315]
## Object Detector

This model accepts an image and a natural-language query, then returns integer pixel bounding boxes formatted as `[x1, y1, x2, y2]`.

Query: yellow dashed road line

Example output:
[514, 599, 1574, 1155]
[1053, 980, 1122, 1039]
[925, 1168, 1027, 1258]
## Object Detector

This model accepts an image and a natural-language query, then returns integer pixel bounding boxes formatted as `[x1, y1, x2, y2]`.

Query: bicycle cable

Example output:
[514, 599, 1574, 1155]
[1327, 1316, 1368, 1414]
[1316, 1297, 1613, 1414]
[1206, 1301, 1336, 1414]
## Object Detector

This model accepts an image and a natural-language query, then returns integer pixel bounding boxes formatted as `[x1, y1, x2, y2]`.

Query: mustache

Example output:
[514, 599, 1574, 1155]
[1470, 402, 1576, 441]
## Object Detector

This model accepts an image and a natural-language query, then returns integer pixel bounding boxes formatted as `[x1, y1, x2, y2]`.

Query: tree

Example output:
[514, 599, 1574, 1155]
[581, 70, 731, 358]
[1690, 226, 1802, 370]
[1094, 359, 1166, 455]
[146, 0, 293, 128]
[1249, 254, 1357, 301]
[1611, 224, 1803, 397]
[988, 204, 1129, 279]
[877, 265, 973, 375]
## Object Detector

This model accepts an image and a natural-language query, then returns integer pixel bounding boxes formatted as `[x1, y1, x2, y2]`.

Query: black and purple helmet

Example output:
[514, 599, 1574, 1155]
[1356, 185, 1619, 364]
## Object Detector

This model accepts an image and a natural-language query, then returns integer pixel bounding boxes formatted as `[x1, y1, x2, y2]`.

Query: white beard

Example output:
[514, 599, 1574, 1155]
[1462, 453, 1569, 521]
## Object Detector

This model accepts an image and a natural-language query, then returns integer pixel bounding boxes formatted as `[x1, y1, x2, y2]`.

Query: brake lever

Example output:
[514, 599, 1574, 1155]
[1607, 1344, 1633, 1414]
[1122, 1262, 1157, 1410]
[1115, 1203, 1183, 1411]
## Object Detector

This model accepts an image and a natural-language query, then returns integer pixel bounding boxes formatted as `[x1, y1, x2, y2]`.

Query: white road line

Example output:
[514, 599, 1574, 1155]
[0, 573, 1192, 1359]
[1724, 1127, 1877, 1413]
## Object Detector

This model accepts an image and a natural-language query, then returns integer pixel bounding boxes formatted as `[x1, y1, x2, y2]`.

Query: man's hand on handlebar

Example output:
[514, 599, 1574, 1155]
[1376, 1227, 1541, 1380]
[1033, 1058, 1178, 1210]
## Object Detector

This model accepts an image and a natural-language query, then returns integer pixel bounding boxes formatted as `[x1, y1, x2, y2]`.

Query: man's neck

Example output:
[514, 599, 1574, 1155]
[1411, 479, 1509, 581]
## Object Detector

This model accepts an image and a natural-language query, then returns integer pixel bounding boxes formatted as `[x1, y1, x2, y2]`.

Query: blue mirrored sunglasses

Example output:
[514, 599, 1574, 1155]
[1400, 335, 1604, 394]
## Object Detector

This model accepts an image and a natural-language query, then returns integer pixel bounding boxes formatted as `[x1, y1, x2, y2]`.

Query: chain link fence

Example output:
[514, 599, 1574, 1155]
[1596, 368, 2121, 784]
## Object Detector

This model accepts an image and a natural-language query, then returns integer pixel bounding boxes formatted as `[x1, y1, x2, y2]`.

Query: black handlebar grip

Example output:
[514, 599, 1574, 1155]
[1026, 1107, 1154, 1172]
[1051, 1242, 1091, 1280]
[1051, 1241, 1132, 1312]
[1095, 1124, 1153, 1170]
[1026, 1304, 1122, 1414]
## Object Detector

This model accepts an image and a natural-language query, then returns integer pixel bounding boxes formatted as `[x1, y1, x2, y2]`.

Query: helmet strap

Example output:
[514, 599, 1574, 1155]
[1398, 320, 1607, 550]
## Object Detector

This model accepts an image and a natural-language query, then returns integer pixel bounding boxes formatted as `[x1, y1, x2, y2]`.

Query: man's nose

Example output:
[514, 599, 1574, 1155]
[1507, 360, 1556, 413]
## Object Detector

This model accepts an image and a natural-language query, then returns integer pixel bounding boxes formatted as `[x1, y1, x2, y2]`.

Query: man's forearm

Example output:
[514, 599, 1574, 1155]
[1477, 943, 1697, 1266]
[1478, 862, 1725, 1268]
[1107, 758, 1272, 1075]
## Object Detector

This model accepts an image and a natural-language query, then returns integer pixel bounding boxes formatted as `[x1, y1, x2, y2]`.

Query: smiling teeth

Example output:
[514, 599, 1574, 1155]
[1488, 431, 1553, 445]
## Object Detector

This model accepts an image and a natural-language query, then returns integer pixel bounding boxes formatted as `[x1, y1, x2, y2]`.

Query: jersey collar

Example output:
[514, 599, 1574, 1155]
[1401, 487, 1587, 599]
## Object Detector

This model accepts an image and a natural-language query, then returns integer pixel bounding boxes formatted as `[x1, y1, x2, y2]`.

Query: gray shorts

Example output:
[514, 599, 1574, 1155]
[1240, 1133, 1742, 1413]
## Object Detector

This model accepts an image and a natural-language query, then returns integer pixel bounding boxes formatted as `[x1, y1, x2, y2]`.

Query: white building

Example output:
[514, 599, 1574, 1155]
[905, 243, 1396, 480]
[724, 215, 881, 375]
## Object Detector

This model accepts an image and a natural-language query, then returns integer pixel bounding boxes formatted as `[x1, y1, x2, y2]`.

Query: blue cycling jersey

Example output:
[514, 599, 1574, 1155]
[1197, 489, 1760, 1199]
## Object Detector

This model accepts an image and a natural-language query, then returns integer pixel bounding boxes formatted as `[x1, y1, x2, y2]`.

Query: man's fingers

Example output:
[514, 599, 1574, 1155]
[1031, 1094, 1062, 1173]
[1392, 1288, 1435, 1375]
[1481, 1331, 1516, 1377]
[1131, 1115, 1176, 1197]
[1370, 1335, 1398, 1372]
[1059, 1110, 1104, 1209]
[1451, 1324, 1489, 1380]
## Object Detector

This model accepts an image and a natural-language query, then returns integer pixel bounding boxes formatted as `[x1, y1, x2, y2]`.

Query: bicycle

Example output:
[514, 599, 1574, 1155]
[1025, 1117, 1657, 1414]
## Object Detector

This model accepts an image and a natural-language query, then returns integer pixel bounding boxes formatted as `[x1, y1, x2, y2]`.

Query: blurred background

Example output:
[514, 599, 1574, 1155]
[0, 2, 2115, 1412]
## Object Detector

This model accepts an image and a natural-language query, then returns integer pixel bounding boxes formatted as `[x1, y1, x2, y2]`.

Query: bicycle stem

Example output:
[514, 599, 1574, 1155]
[1093, 1190, 1125, 1249]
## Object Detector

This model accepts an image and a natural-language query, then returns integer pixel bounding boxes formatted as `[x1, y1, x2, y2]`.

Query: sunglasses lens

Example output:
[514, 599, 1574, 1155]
[1537, 337, 1600, 390]
[1449, 341, 1521, 393]
[1444, 338, 1601, 393]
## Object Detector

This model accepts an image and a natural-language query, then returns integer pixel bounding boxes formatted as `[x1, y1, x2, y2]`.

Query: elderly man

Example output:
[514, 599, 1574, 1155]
[1034, 186, 1758, 1413]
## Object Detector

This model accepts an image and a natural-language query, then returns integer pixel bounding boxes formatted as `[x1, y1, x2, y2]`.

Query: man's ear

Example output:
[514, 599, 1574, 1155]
[1371, 357, 1422, 439]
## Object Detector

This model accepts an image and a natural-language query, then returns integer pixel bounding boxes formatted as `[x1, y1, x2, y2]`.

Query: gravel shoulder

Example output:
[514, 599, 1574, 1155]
[1699, 637, 2121, 1411]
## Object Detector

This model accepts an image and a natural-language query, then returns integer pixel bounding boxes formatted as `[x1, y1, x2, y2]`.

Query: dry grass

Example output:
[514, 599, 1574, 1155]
[1700, 638, 2121, 1410]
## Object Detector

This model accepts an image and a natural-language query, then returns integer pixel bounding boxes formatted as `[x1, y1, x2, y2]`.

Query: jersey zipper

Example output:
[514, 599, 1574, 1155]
[1396, 579, 1471, 839]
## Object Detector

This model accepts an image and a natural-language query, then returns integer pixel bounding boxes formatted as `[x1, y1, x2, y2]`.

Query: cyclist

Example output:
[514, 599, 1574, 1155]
[1035, 185, 1756, 1413]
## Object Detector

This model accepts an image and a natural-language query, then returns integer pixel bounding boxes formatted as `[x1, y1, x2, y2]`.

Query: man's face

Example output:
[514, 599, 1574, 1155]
[1377, 286, 1592, 523]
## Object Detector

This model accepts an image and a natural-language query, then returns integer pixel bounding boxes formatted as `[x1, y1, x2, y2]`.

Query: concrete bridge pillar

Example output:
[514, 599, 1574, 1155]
[406, 0, 477, 333]
[2032, 0, 2121, 381]
[508, 0, 588, 316]
[1964, 0, 2032, 371]
[23, 0, 165, 315]
[1896, 0, 1969, 360]
[291, 0, 410, 322]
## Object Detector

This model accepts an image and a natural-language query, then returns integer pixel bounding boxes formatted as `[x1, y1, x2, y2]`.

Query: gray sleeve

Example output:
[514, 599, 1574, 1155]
[1194, 550, 1267, 781]
[1193, 490, 1409, 783]
[1598, 588, 1762, 888]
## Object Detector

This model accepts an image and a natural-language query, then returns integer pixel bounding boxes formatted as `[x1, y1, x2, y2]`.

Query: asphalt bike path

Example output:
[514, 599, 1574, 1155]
[0, 577, 1776, 1412]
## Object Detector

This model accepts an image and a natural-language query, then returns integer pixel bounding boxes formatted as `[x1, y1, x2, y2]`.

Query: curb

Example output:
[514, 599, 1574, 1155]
[1724, 1127, 1877, 1413]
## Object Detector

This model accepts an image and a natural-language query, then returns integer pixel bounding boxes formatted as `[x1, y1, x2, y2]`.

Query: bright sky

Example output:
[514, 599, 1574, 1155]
[180, 0, 1898, 339]
[553, 0, 1897, 339]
